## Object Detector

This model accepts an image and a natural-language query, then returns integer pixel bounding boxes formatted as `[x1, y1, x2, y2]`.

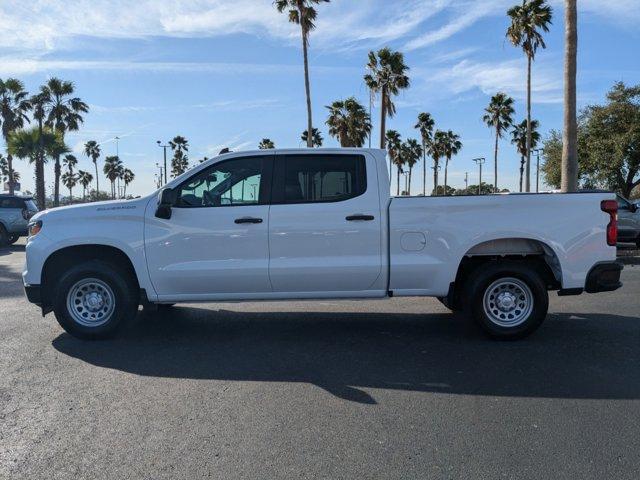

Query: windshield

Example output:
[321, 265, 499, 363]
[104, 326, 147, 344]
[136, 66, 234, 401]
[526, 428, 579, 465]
[25, 199, 38, 212]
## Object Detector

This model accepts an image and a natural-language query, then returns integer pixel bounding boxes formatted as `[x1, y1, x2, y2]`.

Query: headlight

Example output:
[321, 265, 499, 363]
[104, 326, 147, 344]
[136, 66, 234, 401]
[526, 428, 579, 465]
[28, 220, 42, 237]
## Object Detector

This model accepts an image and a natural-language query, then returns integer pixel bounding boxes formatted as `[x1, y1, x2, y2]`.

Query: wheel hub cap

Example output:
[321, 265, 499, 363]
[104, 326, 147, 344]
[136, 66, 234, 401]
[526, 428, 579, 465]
[66, 278, 116, 327]
[482, 277, 534, 327]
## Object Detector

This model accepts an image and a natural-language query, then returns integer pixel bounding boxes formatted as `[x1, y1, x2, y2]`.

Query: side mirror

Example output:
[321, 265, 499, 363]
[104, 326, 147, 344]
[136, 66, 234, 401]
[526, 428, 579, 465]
[631, 203, 638, 213]
[155, 188, 177, 219]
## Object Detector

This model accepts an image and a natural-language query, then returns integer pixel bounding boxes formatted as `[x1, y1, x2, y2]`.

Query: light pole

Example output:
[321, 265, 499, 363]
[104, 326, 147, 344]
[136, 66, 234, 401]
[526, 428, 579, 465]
[472, 157, 485, 195]
[115, 136, 121, 198]
[155, 163, 165, 187]
[157, 141, 169, 185]
[464, 172, 469, 191]
[533, 149, 542, 193]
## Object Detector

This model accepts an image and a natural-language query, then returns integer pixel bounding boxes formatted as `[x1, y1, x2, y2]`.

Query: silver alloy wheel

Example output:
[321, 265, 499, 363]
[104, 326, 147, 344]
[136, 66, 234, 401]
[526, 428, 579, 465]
[66, 278, 116, 327]
[482, 277, 534, 327]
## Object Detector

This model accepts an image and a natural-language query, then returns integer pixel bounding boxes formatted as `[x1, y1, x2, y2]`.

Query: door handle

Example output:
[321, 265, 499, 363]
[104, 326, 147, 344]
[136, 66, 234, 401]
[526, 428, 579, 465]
[234, 217, 263, 224]
[346, 214, 375, 221]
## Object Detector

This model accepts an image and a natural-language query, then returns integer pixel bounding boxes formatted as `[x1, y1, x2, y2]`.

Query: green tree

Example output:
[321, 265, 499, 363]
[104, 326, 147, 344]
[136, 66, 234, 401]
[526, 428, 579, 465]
[483, 92, 515, 192]
[414, 112, 435, 196]
[30, 88, 52, 208]
[511, 119, 541, 192]
[274, 0, 330, 148]
[84, 140, 101, 195]
[77, 170, 93, 200]
[442, 130, 462, 195]
[169, 135, 189, 178]
[364, 48, 410, 149]
[0, 78, 31, 195]
[122, 168, 135, 197]
[385, 130, 402, 194]
[103, 155, 123, 199]
[431, 130, 447, 195]
[8, 127, 68, 207]
[507, 0, 553, 191]
[61, 171, 77, 202]
[258, 138, 275, 149]
[401, 138, 422, 196]
[326, 97, 371, 147]
[42, 78, 89, 206]
[301, 128, 323, 147]
[542, 82, 640, 197]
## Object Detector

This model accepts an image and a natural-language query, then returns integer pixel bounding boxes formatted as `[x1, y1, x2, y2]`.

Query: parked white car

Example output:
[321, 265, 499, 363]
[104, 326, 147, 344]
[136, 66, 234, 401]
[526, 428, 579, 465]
[23, 149, 622, 340]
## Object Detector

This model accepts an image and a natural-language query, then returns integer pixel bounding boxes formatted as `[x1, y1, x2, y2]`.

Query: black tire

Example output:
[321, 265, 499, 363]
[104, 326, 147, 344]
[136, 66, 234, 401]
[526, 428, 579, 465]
[52, 260, 139, 340]
[0, 225, 8, 247]
[464, 261, 548, 340]
[8, 234, 19, 245]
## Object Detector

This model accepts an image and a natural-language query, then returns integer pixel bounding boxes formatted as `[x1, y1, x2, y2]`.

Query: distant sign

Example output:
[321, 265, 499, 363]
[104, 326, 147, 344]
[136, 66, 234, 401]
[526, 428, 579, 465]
[3, 181, 20, 192]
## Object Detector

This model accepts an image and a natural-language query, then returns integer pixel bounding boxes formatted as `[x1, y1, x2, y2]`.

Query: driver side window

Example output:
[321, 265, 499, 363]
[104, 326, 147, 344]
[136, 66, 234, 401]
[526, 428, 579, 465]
[177, 157, 264, 207]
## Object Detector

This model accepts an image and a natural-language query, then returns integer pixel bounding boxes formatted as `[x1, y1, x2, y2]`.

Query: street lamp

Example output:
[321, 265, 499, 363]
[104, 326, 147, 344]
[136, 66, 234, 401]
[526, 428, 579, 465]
[472, 157, 486, 195]
[532, 149, 542, 193]
[157, 141, 169, 185]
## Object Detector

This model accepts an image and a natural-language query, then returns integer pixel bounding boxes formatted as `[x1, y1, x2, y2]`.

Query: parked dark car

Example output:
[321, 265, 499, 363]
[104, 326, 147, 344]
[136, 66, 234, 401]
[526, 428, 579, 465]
[617, 194, 640, 247]
[0, 194, 39, 246]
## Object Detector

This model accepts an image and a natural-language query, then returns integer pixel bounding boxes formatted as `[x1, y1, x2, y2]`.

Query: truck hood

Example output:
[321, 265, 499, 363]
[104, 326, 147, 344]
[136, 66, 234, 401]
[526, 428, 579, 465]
[32, 197, 152, 223]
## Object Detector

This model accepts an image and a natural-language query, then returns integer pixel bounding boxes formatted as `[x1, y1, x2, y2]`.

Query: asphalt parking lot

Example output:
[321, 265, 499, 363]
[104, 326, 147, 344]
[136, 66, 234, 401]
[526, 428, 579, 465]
[1, 240, 640, 479]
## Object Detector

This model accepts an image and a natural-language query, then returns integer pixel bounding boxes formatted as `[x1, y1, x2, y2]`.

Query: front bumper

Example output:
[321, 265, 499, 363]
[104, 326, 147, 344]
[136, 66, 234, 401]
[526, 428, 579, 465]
[24, 284, 43, 305]
[585, 261, 623, 293]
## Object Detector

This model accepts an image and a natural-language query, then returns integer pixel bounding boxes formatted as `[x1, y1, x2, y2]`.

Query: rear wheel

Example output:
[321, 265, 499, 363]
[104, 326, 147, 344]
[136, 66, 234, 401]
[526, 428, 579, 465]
[465, 261, 548, 340]
[8, 234, 19, 245]
[52, 260, 139, 340]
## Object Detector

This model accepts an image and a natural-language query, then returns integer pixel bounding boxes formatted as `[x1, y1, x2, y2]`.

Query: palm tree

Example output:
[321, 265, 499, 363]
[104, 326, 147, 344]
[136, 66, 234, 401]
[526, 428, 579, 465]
[483, 92, 515, 192]
[8, 127, 67, 207]
[442, 130, 462, 195]
[84, 140, 101, 195]
[42, 78, 89, 206]
[561, 0, 577, 192]
[122, 168, 135, 197]
[415, 112, 435, 195]
[61, 171, 77, 202]
[77, 170, 93, 200]
[431, 130, 447, 195]
[30, 88, 52, 208]
[258, 138, 275, 149]
[364, 48, 410, 149]
[507, 0, 553, 192]
[385, 130, 402, 195]
[62, 153, 78, 201]
[301, 128, 323, 147]
[0, 78, 31, 195]
[402, 139, 422, 196]
[103, 155, 123, 199]
[274, 0, 329, 148]
[169, 135, 189, 178]
[511, 119, 541, 192]
[325, 97, 371, 147]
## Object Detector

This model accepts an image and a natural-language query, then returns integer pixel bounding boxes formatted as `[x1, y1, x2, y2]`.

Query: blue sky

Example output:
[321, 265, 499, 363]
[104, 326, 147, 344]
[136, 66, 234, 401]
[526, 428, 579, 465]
[1, 0, 639, 196]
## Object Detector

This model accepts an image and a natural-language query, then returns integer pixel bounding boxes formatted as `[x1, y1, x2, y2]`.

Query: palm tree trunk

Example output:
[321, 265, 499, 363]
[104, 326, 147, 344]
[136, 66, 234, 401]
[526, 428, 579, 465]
[94, 160, 99, 197]
[380, 87, 387, 150]
[525, 54, 532, 192]
[519, 157, 525, 192]
[422, 143, 426, 196]
[493, 128, 499, 193]
[301, 23, 313, 148]
[433, 159, 439, 196]
[54, 154, 61, 206]
[444, 158, 449, 195]
[7, 154, 14, 195]
[36, 119, 45, 209]
[408, 167, 412, 196]
[561, 0, 578, 192]
[396, 165, 401, 196]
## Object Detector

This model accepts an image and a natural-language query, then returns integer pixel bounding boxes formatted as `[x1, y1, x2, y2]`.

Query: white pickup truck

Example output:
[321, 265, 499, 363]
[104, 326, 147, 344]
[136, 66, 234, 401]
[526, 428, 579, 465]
[23, 148, 622, 340]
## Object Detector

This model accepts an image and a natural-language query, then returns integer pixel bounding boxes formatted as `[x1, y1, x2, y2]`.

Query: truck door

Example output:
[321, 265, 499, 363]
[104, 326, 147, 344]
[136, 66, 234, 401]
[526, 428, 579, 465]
[268, 152, 384, 295]
[144, 154, 273, 299]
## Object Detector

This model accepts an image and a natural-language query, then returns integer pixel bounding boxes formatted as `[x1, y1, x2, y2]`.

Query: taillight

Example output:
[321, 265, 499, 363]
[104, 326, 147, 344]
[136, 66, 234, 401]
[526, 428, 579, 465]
[601, 199, 618, 246]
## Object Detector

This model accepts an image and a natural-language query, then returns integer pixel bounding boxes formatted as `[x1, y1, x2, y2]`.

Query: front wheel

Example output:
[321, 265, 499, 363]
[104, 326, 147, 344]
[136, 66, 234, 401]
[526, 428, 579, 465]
[53, 260, 139, 340]
[8, 234, 19, 245]
[465, 261, 548, 340]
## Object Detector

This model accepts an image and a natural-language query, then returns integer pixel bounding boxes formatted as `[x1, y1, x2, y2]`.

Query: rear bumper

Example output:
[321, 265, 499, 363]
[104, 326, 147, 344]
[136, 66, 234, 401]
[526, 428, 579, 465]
[24, 284, 42, 306]
[585, 261, 623, 293]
